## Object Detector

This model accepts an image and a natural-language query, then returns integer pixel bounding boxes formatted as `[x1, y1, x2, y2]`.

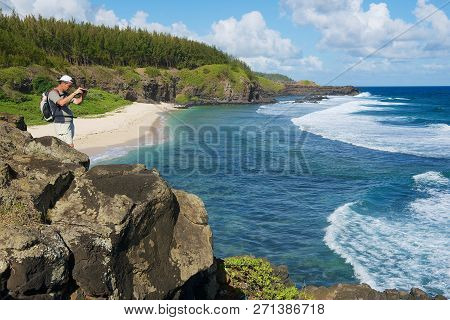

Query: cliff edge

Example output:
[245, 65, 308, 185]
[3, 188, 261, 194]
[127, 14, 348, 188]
[0, 113, 213, 299]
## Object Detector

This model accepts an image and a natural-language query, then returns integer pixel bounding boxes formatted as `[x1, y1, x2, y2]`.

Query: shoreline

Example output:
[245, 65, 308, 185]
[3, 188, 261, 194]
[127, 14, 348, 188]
[28, 102, 178, 160]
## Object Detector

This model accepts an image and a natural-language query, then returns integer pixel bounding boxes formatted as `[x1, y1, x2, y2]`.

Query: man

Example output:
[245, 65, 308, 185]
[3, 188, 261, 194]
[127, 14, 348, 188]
[48, 75, 86, 147]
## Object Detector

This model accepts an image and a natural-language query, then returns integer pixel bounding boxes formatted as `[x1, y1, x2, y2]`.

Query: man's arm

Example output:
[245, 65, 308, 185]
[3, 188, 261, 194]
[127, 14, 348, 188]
[56, 88, 84, 107]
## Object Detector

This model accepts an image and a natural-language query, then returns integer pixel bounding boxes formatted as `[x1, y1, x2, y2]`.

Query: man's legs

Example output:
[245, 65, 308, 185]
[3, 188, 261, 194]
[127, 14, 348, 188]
[54, 122, 74, 147]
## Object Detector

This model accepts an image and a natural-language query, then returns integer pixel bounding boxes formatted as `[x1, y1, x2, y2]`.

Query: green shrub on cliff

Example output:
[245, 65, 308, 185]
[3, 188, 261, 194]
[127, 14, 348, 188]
[145, 66, 161, 78]
[31, 75, 54, 93]
[223, 256, 299, 300]
[254, 72, 294, 83]
[0, 66, 28, 88]
[175, 93, 190, 104]
[177, 64, 250, 100]
[297, 80, 318, 86]
[255, 75, 284, 94]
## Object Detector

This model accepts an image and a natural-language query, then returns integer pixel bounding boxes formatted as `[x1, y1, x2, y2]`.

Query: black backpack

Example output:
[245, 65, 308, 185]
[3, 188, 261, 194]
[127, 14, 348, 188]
[40, 91, 56, 122]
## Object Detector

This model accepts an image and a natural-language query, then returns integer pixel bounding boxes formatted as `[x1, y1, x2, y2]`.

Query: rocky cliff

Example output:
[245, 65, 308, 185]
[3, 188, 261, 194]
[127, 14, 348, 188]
[281, 83, 359, 96]
[0, 113, 213, 299]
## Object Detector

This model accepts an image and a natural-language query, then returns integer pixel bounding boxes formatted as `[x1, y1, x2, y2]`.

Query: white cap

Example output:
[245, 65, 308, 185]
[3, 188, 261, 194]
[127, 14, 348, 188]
[58, 75, 73, 83]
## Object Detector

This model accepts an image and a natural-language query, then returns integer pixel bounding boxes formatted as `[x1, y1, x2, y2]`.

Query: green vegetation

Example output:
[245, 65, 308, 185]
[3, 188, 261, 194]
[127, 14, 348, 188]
[255, 75, 284, 94]
[0, 12, 248, 70]
[177, 64, 251, 100]
[71, 88, 128, 117]
[299, 288, 315, 300]
[0, 87, 128, 125]
[174, 93, 190, 104]
[296, 80, 318, 86]
[223, 256, 300, 300]
[0, 192, 39, 227]
[254, 72, 294, 83]
[145, 66, 161, 77]
[115, 67, 140, 85]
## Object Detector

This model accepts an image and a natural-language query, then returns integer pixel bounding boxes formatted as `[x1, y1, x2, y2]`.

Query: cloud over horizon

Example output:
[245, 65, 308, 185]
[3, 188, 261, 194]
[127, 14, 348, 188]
[281, 0, 450, 59]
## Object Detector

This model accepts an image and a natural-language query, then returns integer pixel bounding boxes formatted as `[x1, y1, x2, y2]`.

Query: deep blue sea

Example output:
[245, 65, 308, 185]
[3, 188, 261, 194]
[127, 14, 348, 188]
[96, 87, 450, 296]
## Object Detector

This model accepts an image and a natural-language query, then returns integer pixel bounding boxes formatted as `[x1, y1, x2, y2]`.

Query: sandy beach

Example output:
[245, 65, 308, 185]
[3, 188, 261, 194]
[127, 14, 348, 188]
[28, 102, 178, 159]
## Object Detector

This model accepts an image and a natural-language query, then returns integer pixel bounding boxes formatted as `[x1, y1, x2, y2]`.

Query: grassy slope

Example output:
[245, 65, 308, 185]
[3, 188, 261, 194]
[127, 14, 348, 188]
[0, 64, 289, 124]
[254, 72, 294, 83]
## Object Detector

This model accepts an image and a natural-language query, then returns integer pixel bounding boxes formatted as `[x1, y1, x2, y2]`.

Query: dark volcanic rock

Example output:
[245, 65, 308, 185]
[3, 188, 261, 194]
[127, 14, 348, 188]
[282, 84, 359, 96]
[0, 225, 71, 299]
[47, 165, 213, 299]
[294, 95, 327, 103]
[0, 113, 27, 131]
[302, 283, 445, 300]
[0, 114, 214, 299]
[48, 164, 179, 299]
[125, 89, 138, 101]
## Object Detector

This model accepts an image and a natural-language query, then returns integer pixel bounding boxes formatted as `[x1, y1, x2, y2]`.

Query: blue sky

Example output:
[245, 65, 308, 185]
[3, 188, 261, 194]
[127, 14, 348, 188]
[3, 0, 450, 85]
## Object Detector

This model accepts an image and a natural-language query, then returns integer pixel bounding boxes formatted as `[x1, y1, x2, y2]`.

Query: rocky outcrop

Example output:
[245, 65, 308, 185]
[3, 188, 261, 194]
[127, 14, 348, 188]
[0, 225, 71, 299]
[302, 283, 447, 300]
[208, 256, 447, 300]
[0, 113, 214, 299]
[281, 84, 359, 96]
[294, 95, 327, 103]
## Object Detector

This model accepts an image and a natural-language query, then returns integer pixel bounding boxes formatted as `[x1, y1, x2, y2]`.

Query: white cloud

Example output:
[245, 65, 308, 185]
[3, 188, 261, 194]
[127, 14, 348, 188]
[94, 7, 128, 28]
[281, 0, 450, 59]
[298, 55, 323, 71]
[4, 1, 198, 39]
[207, 11, 298, 59]
[241, 55, 323, 73]
[129, 10, 198, 39]
[6, 0, 91, 21]
[422, 63, 448, 71]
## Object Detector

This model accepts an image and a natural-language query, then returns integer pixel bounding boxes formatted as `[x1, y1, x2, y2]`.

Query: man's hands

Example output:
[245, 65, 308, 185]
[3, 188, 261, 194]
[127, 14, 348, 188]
[74, 87, 87, 95]
[71, 87, 86, 105]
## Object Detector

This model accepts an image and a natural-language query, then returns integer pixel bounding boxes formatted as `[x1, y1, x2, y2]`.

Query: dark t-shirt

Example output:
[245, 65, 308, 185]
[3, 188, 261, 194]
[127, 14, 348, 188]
[48, 89, 74, 123]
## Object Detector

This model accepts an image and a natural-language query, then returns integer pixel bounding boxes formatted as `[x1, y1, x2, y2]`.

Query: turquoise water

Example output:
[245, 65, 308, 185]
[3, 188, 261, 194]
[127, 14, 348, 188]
[96, 87, 450, 296]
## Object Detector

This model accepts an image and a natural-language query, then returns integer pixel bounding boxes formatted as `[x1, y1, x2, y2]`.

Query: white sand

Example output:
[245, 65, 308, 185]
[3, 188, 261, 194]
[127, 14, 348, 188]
[28, 102, 178, 157]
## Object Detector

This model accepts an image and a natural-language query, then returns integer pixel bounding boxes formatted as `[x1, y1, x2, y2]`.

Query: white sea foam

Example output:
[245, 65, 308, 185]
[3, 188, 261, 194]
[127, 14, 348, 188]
[413, 171, 449, 186]
[428, 124, 450, 131]
[89, 146, 133, 165]
[324, 173, 450, 295]
[355, 92, 372, 98]
[410, 171, 450, 224]
[291, 97, 450, 159]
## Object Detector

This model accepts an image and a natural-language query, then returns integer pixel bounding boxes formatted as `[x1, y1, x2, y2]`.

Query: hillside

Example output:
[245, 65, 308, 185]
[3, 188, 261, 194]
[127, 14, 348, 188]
[0, 64, 281, 125]
[254, 72, 294, 83]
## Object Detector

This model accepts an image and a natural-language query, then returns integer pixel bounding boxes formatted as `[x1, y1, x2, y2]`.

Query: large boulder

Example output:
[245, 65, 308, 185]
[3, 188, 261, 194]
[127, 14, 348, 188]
[0, 113, 214, 299]
[0, 117, 89, 223]
[48, 165, 213, 299]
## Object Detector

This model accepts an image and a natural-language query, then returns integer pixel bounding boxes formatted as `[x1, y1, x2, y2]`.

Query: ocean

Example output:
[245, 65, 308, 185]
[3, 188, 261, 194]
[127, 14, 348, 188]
[96, 86, 450, 296]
